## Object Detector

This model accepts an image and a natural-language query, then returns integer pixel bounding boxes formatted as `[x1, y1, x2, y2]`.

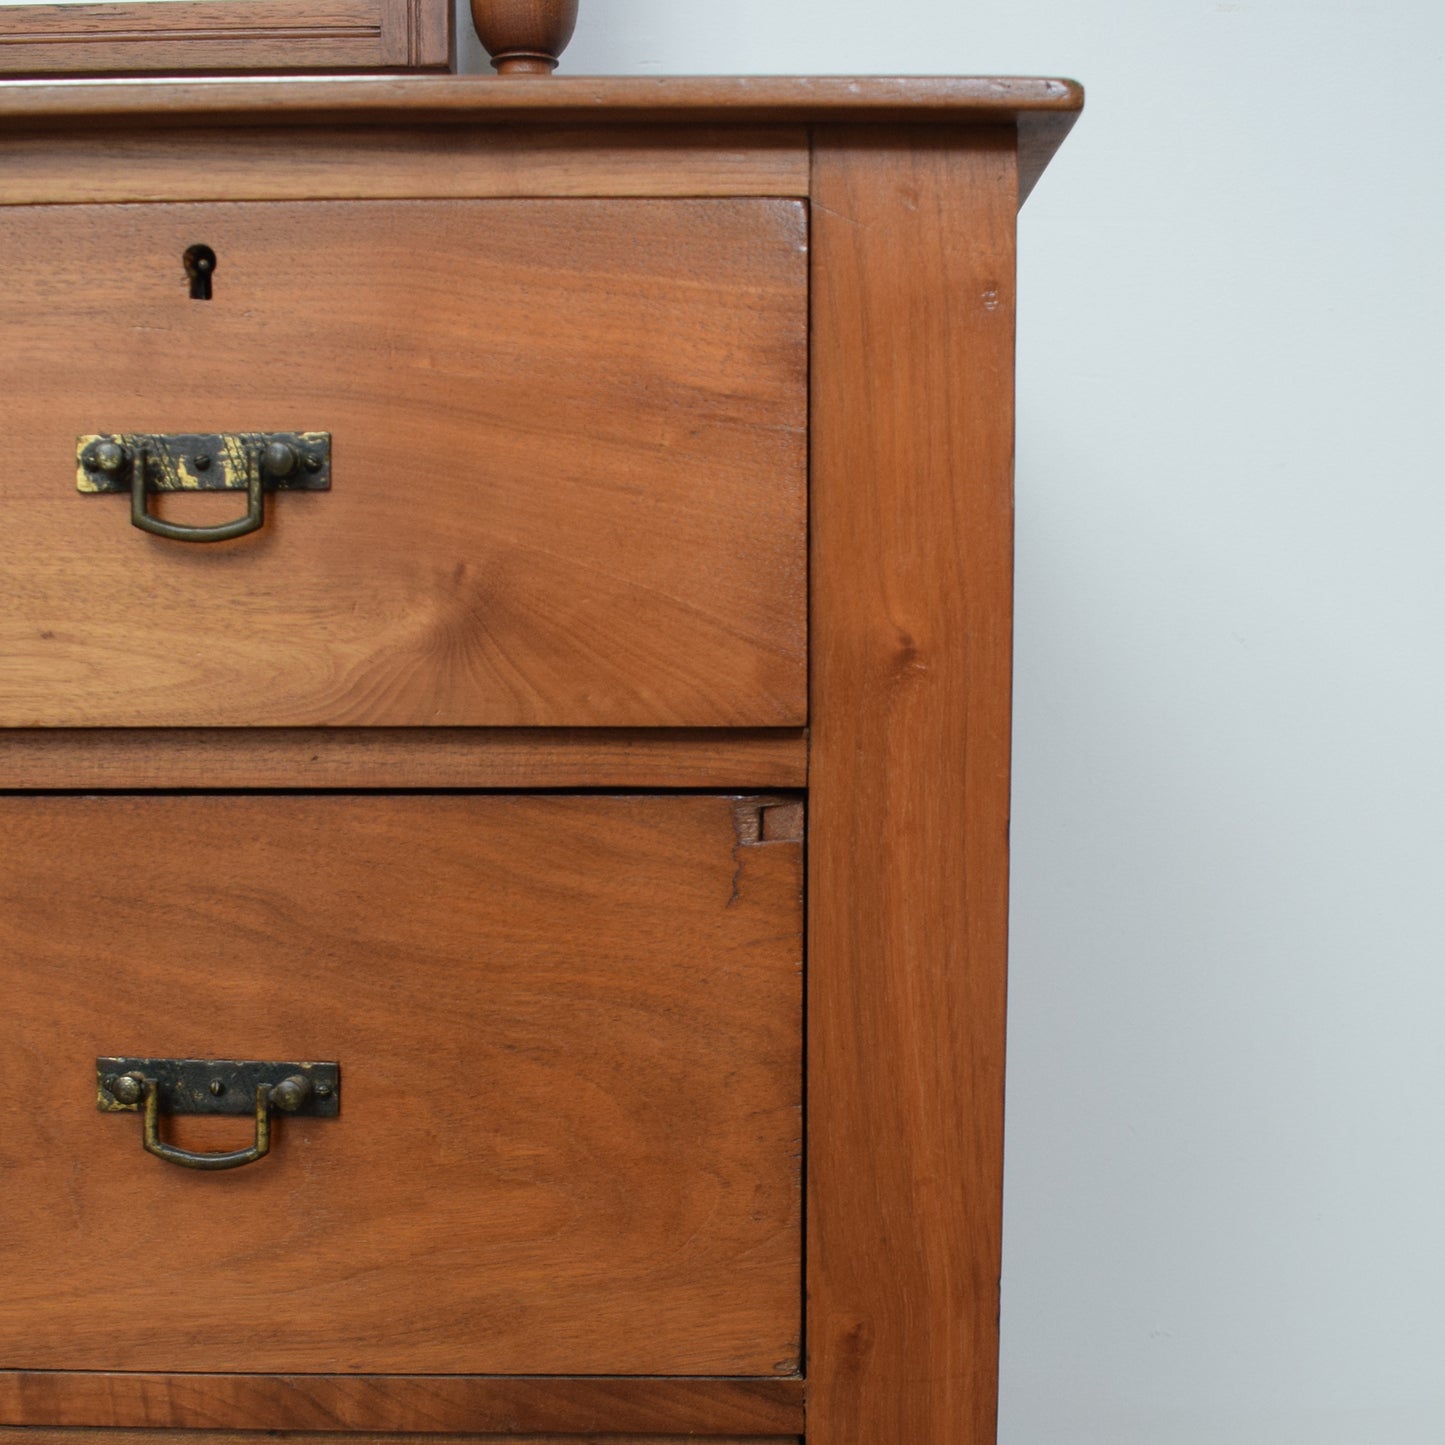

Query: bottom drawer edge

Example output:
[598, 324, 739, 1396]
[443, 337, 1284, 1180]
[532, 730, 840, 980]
[0, 1373, 806, 1437]
[0, 1433, 800, 1445]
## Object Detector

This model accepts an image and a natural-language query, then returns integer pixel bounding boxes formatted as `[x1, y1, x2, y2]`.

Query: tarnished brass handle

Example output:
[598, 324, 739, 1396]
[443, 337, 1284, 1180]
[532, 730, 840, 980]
[129, 441, 268, 544]
[77, 432, 330, 539]
[113, 1072, 312, 1171]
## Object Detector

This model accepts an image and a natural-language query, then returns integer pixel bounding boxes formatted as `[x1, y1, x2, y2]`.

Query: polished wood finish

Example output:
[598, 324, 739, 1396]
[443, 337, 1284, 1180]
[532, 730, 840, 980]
[0, 73, 1083, 1445]
[0, 126, 809, 206]
[808, 131, 1018, 1443]
[0, 1434, 795, 1445]
[0, 73, 1078, 123]
[0, 0, 451, 75]
[0, 76, 1082, 203]
[471, 0, 577, 74]
[0, 1375, 804, 1435]
[0, 795, 802, 1375]
[0, 728, 807, 790]
[0, 198, 806, 727]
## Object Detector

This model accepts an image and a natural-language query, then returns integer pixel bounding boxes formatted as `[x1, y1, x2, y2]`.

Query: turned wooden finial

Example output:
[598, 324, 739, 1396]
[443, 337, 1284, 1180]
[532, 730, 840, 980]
[471, 0, 578, 75]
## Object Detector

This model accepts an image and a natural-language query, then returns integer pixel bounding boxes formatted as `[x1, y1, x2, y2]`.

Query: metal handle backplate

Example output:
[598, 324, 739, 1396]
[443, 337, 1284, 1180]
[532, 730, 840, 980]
[77, 432, 330, 544]
[98, 1057, 340, 1172]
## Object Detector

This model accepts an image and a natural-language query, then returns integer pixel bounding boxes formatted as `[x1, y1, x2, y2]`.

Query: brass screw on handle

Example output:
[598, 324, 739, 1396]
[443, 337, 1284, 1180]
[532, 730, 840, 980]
[110, 1072, 145, 1106]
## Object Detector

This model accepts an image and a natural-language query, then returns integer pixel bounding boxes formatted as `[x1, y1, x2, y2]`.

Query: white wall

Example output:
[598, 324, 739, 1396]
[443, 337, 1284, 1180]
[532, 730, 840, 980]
[461, 4, 1445, 1440]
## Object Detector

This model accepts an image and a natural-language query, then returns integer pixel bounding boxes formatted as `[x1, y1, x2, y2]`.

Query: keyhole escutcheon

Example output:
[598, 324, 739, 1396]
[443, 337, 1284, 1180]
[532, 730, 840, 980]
[183, 244, 217, 300]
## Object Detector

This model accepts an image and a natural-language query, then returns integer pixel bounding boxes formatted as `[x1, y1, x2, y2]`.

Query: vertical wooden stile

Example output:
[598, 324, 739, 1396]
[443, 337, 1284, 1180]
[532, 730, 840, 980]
[807, 127, 1019, 1444]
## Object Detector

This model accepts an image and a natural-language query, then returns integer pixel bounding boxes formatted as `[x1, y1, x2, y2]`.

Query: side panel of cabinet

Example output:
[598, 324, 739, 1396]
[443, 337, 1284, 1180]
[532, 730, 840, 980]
[808, 129, 1019, 1444]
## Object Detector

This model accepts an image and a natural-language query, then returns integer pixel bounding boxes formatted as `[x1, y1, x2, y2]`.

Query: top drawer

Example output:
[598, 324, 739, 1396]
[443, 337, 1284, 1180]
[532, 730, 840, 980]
[0, 198, 806, 727]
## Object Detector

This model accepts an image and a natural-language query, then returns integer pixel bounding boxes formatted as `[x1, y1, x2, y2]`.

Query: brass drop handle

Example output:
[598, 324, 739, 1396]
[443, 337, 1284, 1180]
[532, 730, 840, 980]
[98, 1056, 339, 1170]
[126, 441, 288, 544]
[112, 1070, 313, 1171]
[77, 432, 330, 543]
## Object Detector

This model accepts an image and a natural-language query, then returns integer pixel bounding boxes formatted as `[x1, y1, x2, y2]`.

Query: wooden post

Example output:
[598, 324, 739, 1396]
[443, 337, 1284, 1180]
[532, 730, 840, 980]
[470, 0, 578, 73]
[808, 127, 1020, 1443]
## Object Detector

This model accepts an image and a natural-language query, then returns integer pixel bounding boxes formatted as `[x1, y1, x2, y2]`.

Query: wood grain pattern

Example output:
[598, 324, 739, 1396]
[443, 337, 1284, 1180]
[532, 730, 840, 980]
[0, 126, 809, 206]
[0, 728, 807, 790]
[0, 74, 1082, 124]
[0, 0, 451, 75]
[0, 87, 1076, 1445]
[0, 1433, 795, 1445]
[0, 76, 1081, 200]
[0, 795, 802, 1375]
[0, 198, 806, 727]
[0, 1375, 804, 1435]
[808, 130, 1019, 1442]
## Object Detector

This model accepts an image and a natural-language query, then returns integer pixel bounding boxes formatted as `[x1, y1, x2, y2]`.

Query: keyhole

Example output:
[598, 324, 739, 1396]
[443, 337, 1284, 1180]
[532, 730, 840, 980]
[183, 244, 217, 300]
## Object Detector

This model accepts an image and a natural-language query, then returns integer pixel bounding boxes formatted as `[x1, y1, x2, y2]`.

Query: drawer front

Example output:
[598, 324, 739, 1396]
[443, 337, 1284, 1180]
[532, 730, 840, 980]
[0, 794, 802, 1375]
[0, 199, 806, 727]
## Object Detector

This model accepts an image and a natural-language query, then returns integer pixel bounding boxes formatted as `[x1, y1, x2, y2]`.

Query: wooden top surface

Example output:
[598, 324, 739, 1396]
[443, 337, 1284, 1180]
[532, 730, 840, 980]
[0, 75, 1083, 195]
[0, 73, 1081, 124]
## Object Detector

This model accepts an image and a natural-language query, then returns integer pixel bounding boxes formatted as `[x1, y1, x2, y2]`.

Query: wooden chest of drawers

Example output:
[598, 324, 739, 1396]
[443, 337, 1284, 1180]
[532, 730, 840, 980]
[0, 74, 1081, 1445]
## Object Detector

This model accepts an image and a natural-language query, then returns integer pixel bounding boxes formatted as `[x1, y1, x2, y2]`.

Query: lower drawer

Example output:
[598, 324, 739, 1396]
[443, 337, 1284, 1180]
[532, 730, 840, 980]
[0, 794, 802, 1377]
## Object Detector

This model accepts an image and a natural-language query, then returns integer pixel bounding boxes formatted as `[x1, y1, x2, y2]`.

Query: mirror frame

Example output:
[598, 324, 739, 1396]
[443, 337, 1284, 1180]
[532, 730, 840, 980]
[0, 0, 452, 75]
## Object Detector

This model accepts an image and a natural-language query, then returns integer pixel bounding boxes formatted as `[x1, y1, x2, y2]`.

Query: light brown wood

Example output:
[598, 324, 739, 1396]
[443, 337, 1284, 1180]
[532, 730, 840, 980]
[0, 795, 802, 1374]
[1017, 107, 1081, 203]
[0, 728, 807, 790]
[0, 1375, 804, 1435]
[0, 73, 1082, 123]
[471, 0, 577, 75]
[0, 126, 810, 206]
[0, 76, 1083, 200]
[0, 75, 1082, 1445]
[0, 0, 451, 75]
[807, 130, 1018, 1442]
[0, 1433, 796, 1445]
[0, 198, 806, 727]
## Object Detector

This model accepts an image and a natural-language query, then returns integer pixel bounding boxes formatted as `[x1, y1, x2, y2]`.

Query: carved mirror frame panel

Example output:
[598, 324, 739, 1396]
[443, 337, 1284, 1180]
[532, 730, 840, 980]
[0, 0, 452, 75]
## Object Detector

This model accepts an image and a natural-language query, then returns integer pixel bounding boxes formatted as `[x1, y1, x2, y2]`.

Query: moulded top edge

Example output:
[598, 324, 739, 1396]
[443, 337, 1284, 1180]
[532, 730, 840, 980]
[0, 73, 1085, 127]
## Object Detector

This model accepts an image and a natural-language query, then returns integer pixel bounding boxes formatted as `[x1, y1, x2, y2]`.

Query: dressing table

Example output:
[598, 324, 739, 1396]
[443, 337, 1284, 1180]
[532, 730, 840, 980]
[0, 8, 1082, 1440]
